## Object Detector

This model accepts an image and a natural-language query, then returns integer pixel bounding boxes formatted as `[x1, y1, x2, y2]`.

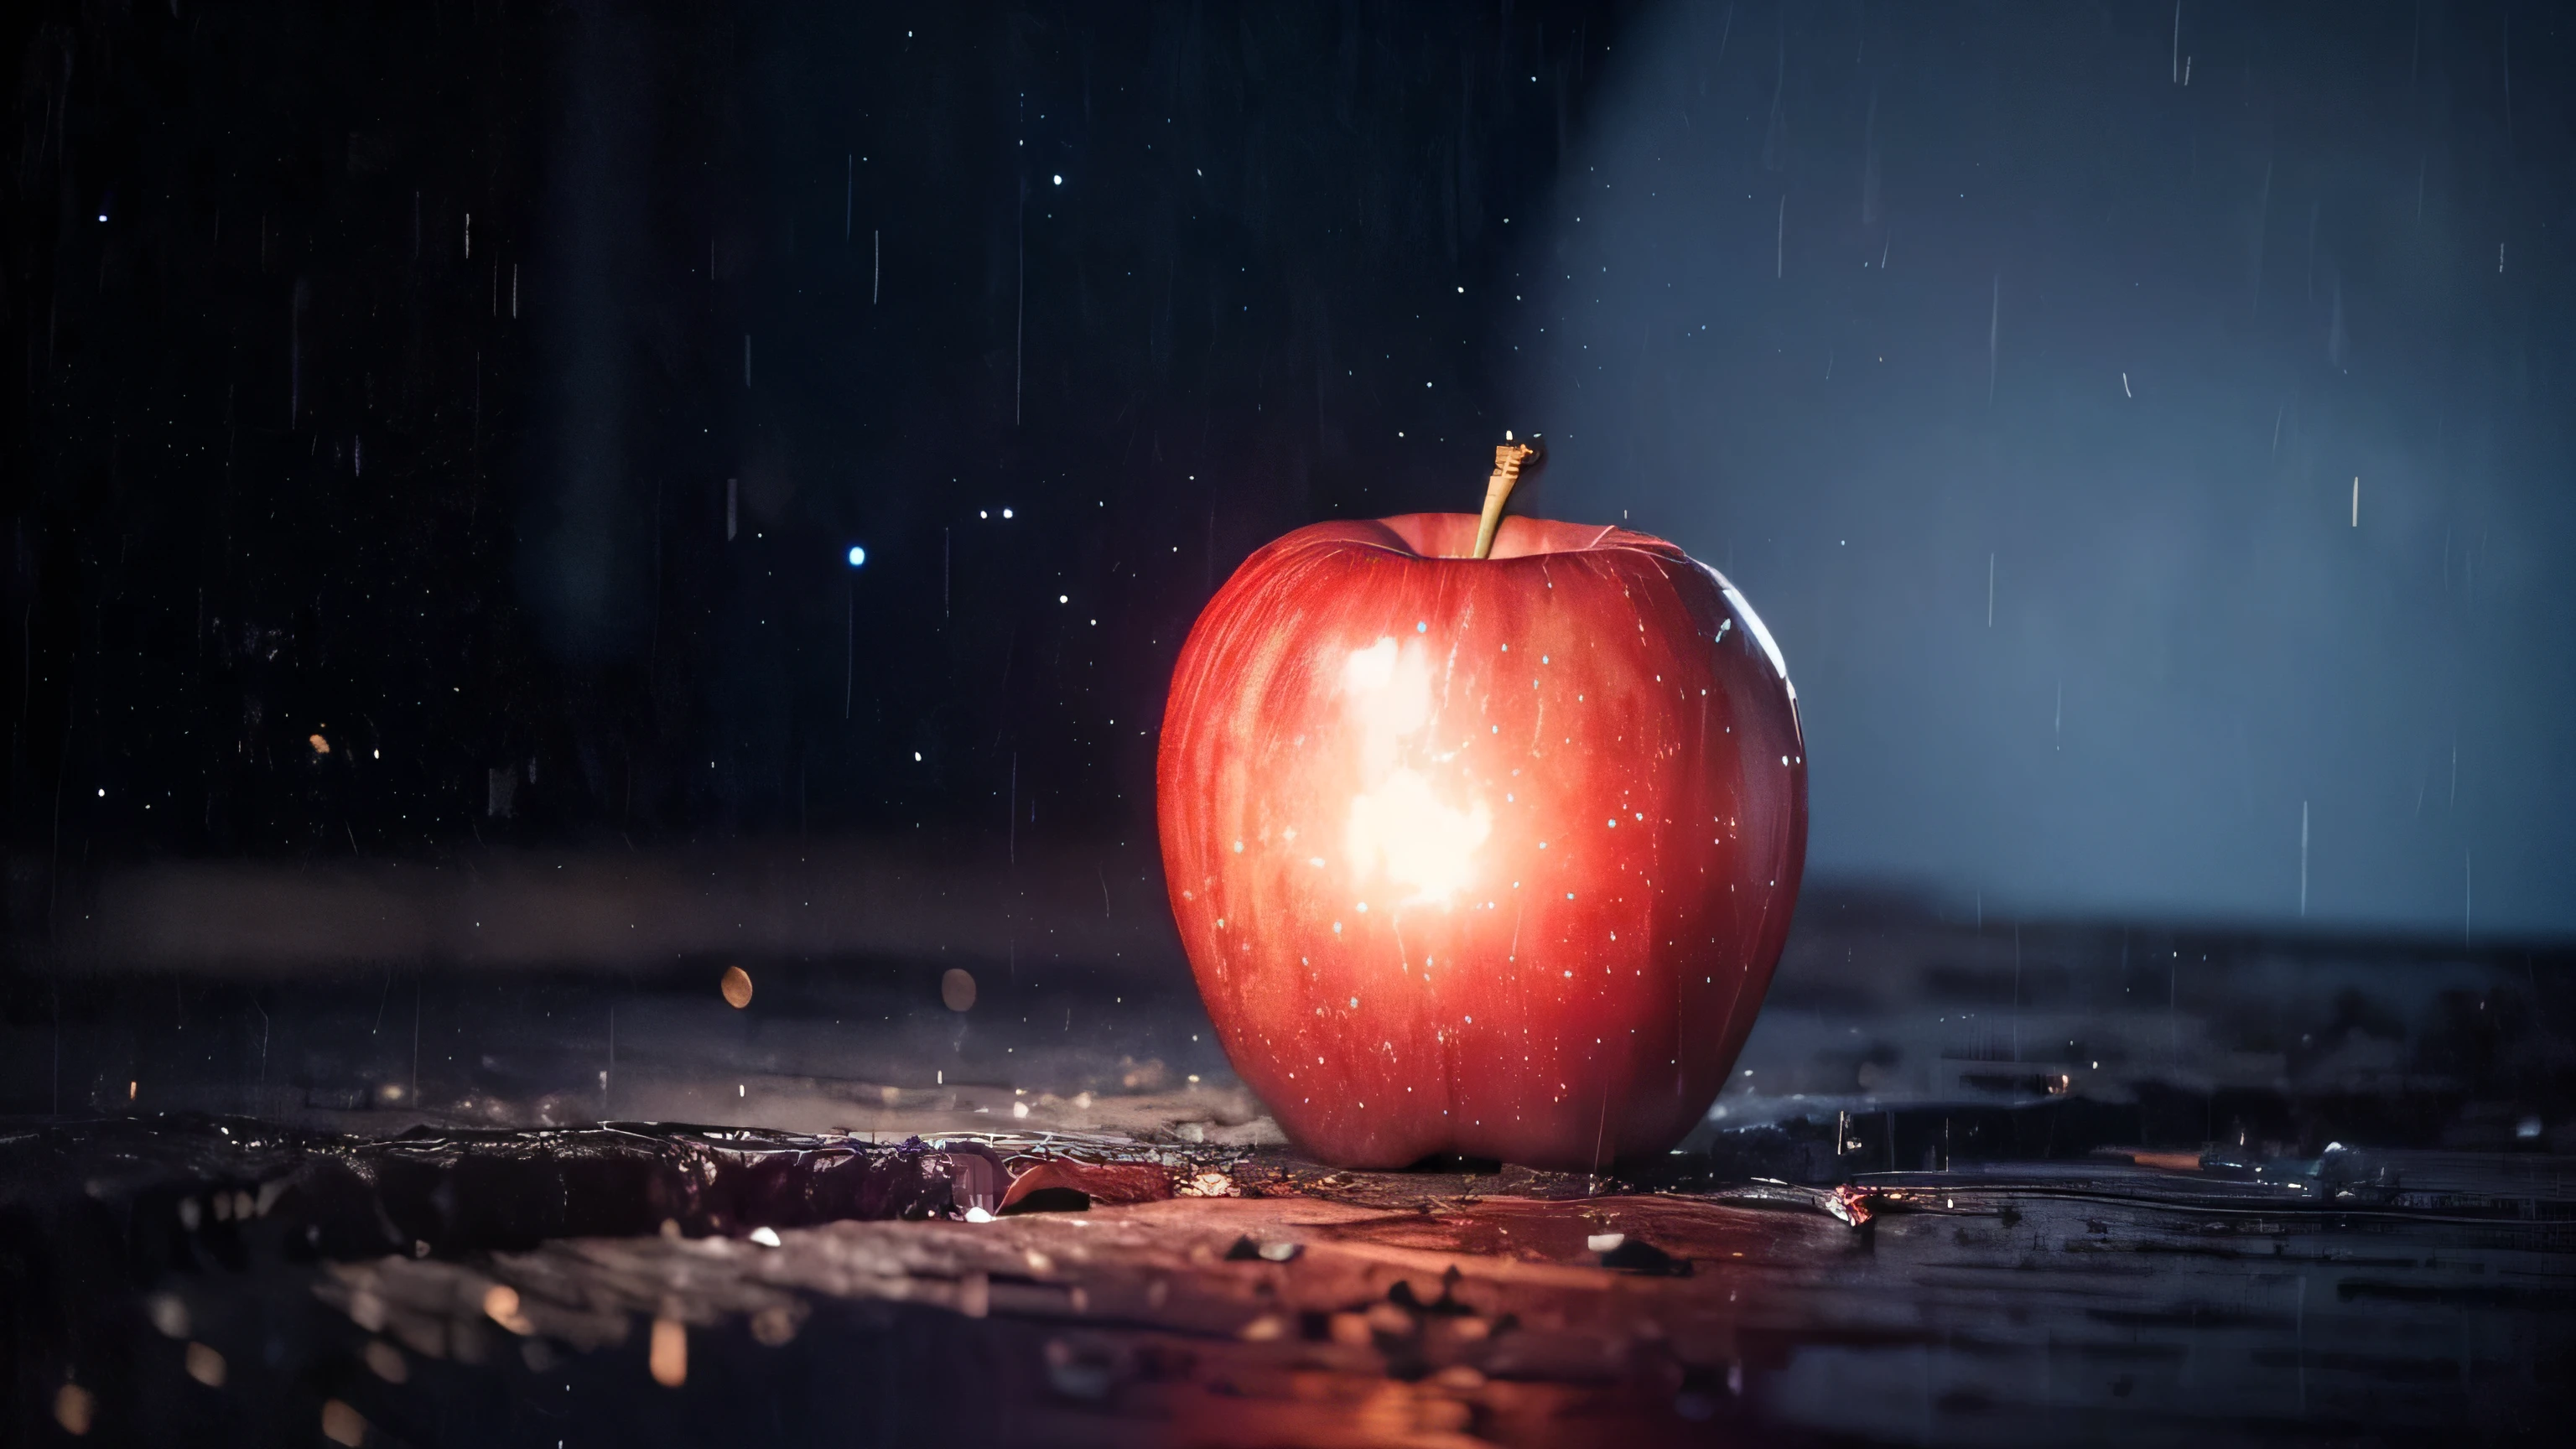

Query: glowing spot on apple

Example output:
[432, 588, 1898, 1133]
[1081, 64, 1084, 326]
[1337, 636, 1487, 903]
[1339, 636, 1430, 775]
[1347, 768, 1489, 905]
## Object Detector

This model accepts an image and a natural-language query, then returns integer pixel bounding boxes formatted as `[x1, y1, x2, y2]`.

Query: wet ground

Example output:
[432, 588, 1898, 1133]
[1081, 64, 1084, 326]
[7, 1116, 2572, 1446]
[5, 886, 2572, 1444]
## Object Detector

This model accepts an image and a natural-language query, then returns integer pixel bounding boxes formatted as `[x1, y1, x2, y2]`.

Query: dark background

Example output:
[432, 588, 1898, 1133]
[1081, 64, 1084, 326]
[5, 1, 1604, 892]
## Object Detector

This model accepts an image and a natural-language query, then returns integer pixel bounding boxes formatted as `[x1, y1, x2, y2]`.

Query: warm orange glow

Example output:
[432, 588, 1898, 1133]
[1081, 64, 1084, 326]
[482, 1284, 532, 1334]
[320, 1401, 366, 1446]
[54, 1384, 94, 1436]
[649, 1316, 687, 1386]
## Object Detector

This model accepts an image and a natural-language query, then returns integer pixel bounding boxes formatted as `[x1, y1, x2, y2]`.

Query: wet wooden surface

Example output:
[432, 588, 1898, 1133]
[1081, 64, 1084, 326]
[19, 1122, 2568, 1447]
[7, 907, 2570, 1445]
[313, 1176, 2575, 1446]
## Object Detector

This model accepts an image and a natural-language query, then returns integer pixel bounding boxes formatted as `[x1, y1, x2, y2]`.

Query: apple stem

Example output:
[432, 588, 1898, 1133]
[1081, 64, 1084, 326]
[1471, 439, 1543, 559]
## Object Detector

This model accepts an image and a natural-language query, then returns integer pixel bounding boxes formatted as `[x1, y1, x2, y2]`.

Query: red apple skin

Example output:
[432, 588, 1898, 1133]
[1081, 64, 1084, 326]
[1157, 512, 1806, 1170]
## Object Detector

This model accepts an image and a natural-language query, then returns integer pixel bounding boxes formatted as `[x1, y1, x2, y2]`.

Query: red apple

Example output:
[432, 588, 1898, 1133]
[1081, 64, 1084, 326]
[1157, 510, 1806, 1170]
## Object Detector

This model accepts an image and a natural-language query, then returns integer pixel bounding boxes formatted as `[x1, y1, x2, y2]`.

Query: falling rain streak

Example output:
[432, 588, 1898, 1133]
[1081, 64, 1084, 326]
[1015, 180, 1026, 425]
[1987, 272, 1999, 403]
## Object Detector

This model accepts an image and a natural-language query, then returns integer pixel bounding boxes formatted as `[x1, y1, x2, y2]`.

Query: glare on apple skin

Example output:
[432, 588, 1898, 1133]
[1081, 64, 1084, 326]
[1159, 512, 1806, 1170]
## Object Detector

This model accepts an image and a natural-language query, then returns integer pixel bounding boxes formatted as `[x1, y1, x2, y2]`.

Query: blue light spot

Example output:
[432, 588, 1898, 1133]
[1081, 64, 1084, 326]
[845, 545, 868, 568]
[1416, 621, 1427, 632]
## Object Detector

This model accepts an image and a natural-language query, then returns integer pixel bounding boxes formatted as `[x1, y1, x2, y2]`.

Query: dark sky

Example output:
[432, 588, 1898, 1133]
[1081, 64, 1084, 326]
[1514, 2, 2575, 937]
[3, 2, 1632, 966]
[4, 1, 2567, 961]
